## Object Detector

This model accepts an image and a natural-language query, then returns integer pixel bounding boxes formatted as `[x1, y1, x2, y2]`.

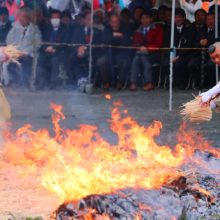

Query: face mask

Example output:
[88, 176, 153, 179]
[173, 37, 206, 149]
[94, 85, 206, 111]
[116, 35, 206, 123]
[51, 18, 60, 27]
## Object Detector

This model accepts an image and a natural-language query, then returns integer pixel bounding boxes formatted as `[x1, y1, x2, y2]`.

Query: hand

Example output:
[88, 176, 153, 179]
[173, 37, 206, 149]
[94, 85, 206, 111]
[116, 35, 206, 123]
[113, 32, 123, 37]
[200, 39, 207, 46]
[140, 46, 147, 51]
[77, 46, 87, 57]
[198, 92, 212, 109]
[198, 96, 211, 109]
[172, 56, 179, 62]
[182, 0, 186, 4]
[45, 46, 54, 53]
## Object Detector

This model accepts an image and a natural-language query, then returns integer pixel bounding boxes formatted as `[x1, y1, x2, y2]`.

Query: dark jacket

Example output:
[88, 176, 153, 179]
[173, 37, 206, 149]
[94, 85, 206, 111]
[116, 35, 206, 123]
[40, 24, 69, 55]
[71, 25, 103, 61]
[102, 24, 133, 58]
[133, 23, 164, 55]
[38, 20, 48, 38]
[0, 20, 12, 43]
[191, 26, 218, 58]
[163, 24, 197, 57]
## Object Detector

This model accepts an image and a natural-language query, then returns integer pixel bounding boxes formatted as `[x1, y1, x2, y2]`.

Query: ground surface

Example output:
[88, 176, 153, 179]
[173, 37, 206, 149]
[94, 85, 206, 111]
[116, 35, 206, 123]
[4, 87, 220, 148]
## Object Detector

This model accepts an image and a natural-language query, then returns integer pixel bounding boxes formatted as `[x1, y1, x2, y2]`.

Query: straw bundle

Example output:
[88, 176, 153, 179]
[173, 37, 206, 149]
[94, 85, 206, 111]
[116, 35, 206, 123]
[2, 44, 22, 65]
[180, 96, 212, 122]
[0, 87, 11, 122]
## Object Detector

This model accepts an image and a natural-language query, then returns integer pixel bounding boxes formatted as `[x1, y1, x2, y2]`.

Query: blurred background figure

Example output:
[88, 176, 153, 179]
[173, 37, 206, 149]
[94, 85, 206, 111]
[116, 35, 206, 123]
[128, 0, 152, 13]
[103, 11, 110, 26]
[6, 7, 42, 87]
[150, 7, 159, 22]
[120, 7, 134, 30]
[1, 0, 24, 22]
[133, 5, 145, 30]
[75, 13, 84, 27]
[93, 8, 105, 31]
[0, 6, 11, 44]
[31, 9, 47, 36]
[157, 5, 167, 22]
[60, 10, 73, 28]
[180, 0, 203, 23]
[23, 0, 49, 17]
[155, 0, 180, 8]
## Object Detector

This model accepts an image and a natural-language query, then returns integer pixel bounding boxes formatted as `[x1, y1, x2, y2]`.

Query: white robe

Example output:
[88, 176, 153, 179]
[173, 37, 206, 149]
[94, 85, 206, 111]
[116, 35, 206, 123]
[180, 0, 203, 23]
[0, 50, 5, 62]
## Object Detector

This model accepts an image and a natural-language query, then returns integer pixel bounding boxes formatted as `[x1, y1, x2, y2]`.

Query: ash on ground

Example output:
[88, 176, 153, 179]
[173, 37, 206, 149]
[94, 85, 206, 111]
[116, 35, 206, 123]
[50, 151, 220, 220]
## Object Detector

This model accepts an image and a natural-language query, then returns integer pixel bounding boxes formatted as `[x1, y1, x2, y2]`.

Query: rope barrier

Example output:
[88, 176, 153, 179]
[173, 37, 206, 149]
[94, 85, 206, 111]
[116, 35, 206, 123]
[0, 42, 210, 50]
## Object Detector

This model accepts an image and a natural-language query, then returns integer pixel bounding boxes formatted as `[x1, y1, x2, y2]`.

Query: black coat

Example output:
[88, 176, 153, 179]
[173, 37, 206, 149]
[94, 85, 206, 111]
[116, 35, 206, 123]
[38, 20, 48, 38]
[191, 26, 218, 58]
[0, 20, 12, 43]
[71, 25, 103, 61]
[40, 24, 69, 55]
[102, 24, 133, 59]
[163, 24, 197, 57]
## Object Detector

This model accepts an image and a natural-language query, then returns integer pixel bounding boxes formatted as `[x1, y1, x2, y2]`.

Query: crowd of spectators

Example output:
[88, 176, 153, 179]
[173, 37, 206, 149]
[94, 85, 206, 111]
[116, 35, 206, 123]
[0, 0, 219, 91]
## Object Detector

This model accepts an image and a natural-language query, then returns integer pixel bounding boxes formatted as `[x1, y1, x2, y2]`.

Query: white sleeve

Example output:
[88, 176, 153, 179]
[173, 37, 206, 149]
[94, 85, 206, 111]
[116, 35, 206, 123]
[0, 50, 6, 62]
[182, 0, 202, 14]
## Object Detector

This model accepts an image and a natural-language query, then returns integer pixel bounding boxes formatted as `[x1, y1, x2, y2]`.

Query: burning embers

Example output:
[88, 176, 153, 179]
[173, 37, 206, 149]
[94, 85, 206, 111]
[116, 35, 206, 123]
[1, 101, 220, 219]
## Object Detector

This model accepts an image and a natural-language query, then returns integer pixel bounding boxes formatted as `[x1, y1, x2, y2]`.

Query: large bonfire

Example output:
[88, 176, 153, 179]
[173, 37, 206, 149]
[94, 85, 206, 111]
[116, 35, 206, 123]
[0, 98, 220, 219]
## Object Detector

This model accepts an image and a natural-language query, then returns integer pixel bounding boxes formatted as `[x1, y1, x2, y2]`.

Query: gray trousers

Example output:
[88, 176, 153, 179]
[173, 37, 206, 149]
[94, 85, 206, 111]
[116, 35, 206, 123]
[130, 53, 160, 84]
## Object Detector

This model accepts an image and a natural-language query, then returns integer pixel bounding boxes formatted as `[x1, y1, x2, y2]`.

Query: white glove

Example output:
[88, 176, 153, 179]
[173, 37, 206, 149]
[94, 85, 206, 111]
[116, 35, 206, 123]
[200, 83, 220, 103]
[210, 102, 217, 110]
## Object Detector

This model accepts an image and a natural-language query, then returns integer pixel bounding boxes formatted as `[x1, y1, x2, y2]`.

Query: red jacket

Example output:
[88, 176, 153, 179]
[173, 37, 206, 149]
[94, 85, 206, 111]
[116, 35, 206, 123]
[133, 23, 164, 55]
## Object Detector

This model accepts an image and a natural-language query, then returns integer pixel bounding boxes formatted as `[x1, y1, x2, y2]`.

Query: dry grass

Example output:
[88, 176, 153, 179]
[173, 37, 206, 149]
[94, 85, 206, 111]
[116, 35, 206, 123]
[180, 96, 212, 123]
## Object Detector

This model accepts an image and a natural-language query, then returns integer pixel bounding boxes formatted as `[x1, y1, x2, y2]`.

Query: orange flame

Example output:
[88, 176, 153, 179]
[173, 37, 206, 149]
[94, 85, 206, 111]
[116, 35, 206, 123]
[1, 102, 217, 208]
[105, 94, 111, 99]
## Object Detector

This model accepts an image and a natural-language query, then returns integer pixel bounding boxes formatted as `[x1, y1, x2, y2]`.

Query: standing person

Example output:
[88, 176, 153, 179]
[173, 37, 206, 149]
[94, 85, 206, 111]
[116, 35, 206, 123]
[130, 10, 163, 91]
[6, 7, 42, 87]
[180, 0, 203, 23]
[162, 8, 197, 89]
[1, 0, 24, 22]
[187, 9, 208, 89]
[188, 12, 218, 89]
[0, 6, 12, 43]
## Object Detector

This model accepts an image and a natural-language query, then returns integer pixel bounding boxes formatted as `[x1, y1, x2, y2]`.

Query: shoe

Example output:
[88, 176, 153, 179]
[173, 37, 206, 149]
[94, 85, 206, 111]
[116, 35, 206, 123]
[130, 83, 137, 91]
[116, 82, 124, 90]
[103, 82, 110, 90]
[143, 83, 154, 91]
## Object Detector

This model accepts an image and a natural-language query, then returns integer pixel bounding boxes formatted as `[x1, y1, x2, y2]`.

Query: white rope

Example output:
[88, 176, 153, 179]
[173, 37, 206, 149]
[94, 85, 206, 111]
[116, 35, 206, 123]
[88, 0, 94, 84]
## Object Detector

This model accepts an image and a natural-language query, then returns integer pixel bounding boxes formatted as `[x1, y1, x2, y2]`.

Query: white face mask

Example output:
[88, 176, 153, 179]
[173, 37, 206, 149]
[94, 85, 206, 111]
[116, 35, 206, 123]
[51, 18, 60, 27]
